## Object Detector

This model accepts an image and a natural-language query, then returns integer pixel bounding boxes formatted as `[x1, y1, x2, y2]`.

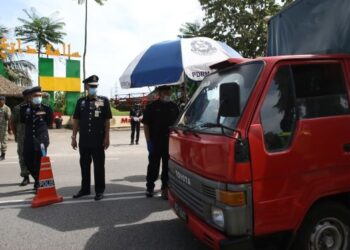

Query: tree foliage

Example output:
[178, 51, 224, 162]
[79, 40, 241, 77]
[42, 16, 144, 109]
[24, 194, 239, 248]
[54, 91, 66, 113]
[181, 0, 295, 58]
[0, 24, 35, 86]
[15, 8, 66, 53]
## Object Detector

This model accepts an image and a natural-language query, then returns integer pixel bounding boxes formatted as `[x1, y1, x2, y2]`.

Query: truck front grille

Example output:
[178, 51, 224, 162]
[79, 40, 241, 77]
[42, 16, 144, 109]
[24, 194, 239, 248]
[169, 173, 205, 217]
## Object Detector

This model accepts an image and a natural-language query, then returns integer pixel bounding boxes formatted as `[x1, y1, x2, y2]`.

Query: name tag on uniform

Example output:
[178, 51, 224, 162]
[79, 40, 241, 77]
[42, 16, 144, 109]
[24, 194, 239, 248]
[95, 110, 100, 117]
[36, 111, 46, 115]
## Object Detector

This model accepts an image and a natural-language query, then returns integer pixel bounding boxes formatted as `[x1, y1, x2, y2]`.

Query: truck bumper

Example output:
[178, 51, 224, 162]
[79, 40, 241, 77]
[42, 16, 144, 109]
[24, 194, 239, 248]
[168, 190, 254, 250]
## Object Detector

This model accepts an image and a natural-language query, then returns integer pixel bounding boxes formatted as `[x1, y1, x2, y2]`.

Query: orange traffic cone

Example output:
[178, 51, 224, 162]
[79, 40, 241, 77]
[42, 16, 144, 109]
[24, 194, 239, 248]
[32, 155, 63, 208]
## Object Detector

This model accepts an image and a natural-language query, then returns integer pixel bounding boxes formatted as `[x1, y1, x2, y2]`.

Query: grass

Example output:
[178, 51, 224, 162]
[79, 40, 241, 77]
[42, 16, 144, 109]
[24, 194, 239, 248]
[111, 107, 129, 116]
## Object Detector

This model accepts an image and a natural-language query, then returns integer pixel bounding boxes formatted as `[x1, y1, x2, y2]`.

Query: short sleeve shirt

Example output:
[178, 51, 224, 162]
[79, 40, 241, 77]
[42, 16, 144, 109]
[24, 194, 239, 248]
[73, 96, 112, 147]
[142, 100, 179, 142]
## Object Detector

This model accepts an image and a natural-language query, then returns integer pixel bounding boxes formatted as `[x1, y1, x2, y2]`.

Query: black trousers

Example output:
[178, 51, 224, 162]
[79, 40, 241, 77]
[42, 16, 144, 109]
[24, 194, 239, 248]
[79, 146, 105, 194]
[146, 139, 169, 191]
[23, 141, 47, 186]
[23, 147, 41, 185]
[131, 121, 140, 143]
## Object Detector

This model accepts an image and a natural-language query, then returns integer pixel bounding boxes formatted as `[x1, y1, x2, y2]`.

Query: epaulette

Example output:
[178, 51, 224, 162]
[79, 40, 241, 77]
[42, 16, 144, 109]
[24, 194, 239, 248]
[97, 95, 108, 100]
[20, 103, 29, 107]
[41, 103, 51, 108]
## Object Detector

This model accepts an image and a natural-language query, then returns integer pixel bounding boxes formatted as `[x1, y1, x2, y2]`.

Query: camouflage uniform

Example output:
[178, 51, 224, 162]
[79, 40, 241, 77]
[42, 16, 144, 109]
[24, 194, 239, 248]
[0, 104, 11, 154]
[12, 103, 29, 177]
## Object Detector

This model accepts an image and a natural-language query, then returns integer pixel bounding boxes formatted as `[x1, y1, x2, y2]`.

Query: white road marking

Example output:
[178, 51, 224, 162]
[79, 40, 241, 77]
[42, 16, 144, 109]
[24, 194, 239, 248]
[0, 190, 148, 209]
[0, 160, 55, 165]
[0, 195, 146, 209]
[0, 162, 19, 165]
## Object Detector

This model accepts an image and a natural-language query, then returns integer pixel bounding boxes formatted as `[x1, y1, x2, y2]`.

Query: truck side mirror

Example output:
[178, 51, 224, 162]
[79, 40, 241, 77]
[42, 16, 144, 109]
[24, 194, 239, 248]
[219, 82, 240, 117]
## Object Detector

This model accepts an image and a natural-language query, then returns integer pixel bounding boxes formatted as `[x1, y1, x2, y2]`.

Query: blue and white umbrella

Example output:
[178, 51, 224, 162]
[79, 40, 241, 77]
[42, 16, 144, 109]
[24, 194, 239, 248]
[119, 37, 242, 88]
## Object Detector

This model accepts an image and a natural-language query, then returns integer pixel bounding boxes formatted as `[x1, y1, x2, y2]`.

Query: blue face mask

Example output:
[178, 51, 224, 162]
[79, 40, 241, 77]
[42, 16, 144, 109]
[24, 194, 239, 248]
[88, 88, 97, 96]
[32, 97, 42, 105]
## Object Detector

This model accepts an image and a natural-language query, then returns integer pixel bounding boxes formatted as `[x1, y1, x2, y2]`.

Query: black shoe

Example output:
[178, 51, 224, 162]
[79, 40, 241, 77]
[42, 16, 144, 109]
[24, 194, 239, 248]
[94, 193, 104, 201]
[145, 189, 154, 198]
[20, 176, 30, 186]
[161, 188, 168, 200]
[73, 190, 91, 199]
[136, 141, 139, 145]
[0, 153, 5, 161]
[33, 181, 39, 190]
[130, 141, 134, 145]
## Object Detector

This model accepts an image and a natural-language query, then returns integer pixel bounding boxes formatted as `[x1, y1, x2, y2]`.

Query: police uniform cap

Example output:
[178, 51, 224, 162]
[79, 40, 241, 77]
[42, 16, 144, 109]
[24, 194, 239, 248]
[30, 86, 42, 94]
[0, 96, 5, 100]
[22, 88, 32, 96]
[156, 85, 171, 92]
[83, 75, 99, 86]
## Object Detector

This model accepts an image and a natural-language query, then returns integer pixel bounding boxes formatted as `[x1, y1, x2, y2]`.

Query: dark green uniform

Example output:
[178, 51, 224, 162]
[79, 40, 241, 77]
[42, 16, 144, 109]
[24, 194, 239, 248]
[0, 104, 11, 154]
[12, 103, 30, 177]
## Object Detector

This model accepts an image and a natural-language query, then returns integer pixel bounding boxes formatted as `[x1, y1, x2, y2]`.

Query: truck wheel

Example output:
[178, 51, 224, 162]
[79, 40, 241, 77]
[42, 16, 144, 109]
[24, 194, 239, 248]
[293, 201, 350, 250]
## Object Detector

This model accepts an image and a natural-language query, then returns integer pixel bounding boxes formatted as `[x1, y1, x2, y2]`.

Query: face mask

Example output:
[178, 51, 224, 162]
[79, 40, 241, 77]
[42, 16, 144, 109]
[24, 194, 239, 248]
[32, 97, 42, 105]
[161, 95, 171, 102]
[88, 88, 97, 96]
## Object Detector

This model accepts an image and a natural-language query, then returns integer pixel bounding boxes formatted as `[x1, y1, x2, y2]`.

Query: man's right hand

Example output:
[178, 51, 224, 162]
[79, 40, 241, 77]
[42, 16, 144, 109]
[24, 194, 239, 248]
[147, 141, 154, 154]
[71, 137, 77, 150]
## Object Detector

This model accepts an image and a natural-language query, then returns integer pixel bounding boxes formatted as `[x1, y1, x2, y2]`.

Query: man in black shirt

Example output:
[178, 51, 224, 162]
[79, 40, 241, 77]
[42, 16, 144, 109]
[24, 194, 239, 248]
[129, 103, 143, 145]
[142, 85, 179, 199]
[20, 86, 53, 191]
[71, 75, 112, 201]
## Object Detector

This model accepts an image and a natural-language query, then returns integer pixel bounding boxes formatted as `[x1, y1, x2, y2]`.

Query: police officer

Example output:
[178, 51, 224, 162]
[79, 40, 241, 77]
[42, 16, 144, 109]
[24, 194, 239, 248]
[129, 102, 143, 145]
[142, 85, 179, 199]
[20, 86, 53, 190]
[11, 88, 32, 186]
[0, 95, 11, 160]
[71, 75, 112, 201]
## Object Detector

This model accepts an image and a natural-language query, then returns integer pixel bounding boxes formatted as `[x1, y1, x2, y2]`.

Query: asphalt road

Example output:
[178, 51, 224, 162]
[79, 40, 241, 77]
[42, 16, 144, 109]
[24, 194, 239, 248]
[0, 129, 208, 250]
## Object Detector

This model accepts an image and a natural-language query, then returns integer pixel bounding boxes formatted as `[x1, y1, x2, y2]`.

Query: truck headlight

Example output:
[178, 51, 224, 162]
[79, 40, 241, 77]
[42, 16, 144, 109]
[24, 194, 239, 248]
[211, 206, 224, 228]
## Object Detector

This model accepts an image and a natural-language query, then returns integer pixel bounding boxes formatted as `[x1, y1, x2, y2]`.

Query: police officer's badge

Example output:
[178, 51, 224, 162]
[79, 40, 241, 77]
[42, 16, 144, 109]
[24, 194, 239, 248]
[81, 100, 86, 107]
[26, 107, 31, 114]
[95, 99, 104, 108]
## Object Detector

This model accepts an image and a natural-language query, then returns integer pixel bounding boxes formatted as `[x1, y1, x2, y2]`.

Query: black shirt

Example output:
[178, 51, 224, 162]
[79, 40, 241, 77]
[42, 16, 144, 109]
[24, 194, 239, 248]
[142, 100, 179, 142]
[73, 96, 112, 147]
[129, 107, 143, 122]
[20, 103, 53, 149]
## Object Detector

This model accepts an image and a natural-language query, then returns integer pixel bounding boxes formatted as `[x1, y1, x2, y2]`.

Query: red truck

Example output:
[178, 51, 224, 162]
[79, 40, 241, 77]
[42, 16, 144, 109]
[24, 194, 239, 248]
[168, 54, 350, 249]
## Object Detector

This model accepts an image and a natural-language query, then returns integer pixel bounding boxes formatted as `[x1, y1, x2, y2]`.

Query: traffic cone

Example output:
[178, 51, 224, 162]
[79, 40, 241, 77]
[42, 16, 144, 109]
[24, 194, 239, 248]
[31, 156, 63, 208]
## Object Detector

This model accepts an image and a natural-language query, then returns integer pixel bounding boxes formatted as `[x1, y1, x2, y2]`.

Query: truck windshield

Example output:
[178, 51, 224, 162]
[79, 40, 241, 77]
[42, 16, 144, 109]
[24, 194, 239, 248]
[177, 61, 263, 133]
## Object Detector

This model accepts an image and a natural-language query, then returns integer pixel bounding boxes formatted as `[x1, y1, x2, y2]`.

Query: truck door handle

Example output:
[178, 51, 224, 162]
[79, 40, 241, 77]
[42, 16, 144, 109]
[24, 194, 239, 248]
[343, 143, 350, 152]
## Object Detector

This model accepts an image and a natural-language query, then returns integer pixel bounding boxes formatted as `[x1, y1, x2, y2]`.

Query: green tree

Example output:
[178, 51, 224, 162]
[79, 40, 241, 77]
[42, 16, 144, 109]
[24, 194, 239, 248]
[0, 24, 35, 86]
[178, 22, 210, 38]
[54, 91, 66, 113]
[196, 0, 294, 58]
[0, 25, 8, 38]
[15, 8, 66, 85]
[77, 0, 107, 80]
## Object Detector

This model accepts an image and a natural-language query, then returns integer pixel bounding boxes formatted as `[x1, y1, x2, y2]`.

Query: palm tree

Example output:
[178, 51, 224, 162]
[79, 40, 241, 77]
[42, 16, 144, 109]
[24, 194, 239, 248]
[78, 0, 107, 80]
[0, 25, 8, 38]
[15, 8, 66, 54]
[15, 8, 66, 84]
[0, 24, 35, 86]
[178, 22, 211, 38]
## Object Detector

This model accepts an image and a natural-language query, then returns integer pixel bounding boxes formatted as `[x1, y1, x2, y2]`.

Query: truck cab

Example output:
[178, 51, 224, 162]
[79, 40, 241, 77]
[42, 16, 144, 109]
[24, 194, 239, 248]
[168, 54, 350, 249]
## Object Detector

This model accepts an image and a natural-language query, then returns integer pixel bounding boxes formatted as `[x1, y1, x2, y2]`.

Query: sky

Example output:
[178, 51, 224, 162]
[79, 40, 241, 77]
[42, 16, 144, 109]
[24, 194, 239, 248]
[1, 0, 204, 97]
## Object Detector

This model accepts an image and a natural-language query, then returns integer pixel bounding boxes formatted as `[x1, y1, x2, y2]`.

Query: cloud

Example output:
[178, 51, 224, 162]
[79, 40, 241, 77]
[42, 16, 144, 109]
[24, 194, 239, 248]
[2, 0, 204, 97]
